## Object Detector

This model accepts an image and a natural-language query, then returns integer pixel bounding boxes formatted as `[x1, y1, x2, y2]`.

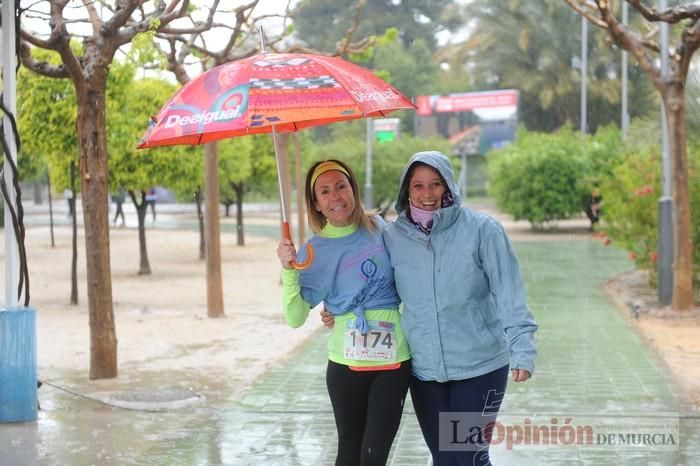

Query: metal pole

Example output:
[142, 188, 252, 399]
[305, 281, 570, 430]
[1, 1, 37, 426]
[581, 16, 588, 133]
[3, 0, 19, 307]
[459, 153, 468, 200]
[621, 2, 629, 138]
[364, 118, 374, 209]
[294, 135, 305, 245]
[660, 5, 672, 201]
[272, 127, 289, 224]
[258, 25, 265, 53]
[658, 0, 673, 305]
[260, 27, 291, 235]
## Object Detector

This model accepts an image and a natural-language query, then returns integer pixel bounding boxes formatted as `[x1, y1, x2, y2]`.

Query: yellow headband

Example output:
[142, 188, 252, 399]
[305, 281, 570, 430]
[310, 161, 351, 191]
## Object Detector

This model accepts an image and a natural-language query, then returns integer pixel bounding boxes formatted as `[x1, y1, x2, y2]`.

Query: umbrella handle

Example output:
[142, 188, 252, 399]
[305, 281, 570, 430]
[283, 222, 314, 270]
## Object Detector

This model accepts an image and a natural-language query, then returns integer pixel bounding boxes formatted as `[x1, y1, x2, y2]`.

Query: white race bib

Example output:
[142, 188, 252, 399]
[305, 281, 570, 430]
[344, 320, 397, 361]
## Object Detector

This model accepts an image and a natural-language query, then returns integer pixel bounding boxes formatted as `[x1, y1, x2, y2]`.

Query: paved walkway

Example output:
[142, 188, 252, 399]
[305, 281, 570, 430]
[2, 223, 699, 464]
[184, 240, 697, 465]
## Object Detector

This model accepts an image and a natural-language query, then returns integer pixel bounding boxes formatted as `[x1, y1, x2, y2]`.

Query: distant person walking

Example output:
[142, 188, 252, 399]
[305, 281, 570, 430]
[64, 188, 73, 217]
[112, 188, 126, 226]
[145, 188, 157, 222]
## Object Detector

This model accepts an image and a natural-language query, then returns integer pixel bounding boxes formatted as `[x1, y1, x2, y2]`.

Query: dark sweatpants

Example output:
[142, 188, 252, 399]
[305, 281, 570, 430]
[410, 364, 509, 466]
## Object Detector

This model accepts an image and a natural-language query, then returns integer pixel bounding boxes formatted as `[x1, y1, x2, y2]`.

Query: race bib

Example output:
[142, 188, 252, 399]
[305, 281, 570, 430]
[344, 320, 397, 361]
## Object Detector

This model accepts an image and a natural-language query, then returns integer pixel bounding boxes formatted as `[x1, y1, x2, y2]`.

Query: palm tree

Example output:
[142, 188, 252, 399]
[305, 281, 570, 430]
[439, 0, 655, 131]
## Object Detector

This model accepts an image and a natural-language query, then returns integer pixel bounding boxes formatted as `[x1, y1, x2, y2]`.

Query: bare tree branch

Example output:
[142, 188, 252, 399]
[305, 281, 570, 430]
[338, 0, 367, 56]
[82, 0, 103, 35]
[594, 0, 664, 91]
[283, 43, 327, 54]
[102, 0, 144, 36]
[34, 1, 85, 85]
[164, 0, 186, 16]
[158, 39, 192, 85]
[565, 0, 664, 90]
[19, 42, 70, 79]
[19, 28, 52, 49]
[221, 0, 258, 58]
[114, 0, 182, 48]
[338, 35, 374, 56]
[562, 0, 607, 28]
[676, 19, 700, 79]
[627, 0, 700, 23]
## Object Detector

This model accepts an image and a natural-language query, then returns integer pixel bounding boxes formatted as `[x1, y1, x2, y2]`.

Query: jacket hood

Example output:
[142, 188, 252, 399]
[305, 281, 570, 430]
[395, 150, 461, 214]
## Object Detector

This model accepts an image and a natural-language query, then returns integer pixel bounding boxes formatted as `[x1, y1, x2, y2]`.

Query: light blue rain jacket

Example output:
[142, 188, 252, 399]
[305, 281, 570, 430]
[383, 151, 537, 382]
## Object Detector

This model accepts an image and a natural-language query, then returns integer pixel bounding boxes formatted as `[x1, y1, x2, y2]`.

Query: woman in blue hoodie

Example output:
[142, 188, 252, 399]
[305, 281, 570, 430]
[383, 150, 538, 465]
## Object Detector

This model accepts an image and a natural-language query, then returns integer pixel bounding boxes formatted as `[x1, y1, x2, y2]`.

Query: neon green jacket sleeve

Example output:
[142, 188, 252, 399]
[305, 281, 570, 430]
[281, 268, 311, 328]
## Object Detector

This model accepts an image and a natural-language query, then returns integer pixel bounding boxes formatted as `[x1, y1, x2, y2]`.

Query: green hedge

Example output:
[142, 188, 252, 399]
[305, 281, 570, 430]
[487, 123, 699, 289]
[486, 125, 590, 228]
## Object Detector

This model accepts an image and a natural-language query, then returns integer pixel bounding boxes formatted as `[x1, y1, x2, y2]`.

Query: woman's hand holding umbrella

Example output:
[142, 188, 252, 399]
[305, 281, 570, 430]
[276, 237, 313, 270]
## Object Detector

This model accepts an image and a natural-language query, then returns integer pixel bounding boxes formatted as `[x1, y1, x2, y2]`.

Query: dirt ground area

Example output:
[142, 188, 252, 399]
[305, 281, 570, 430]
[1, 222, 322, 401]
[603, 268, 700, 409]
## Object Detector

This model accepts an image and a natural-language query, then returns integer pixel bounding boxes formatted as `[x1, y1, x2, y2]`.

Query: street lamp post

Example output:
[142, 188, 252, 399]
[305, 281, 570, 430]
[621, 2, 629, 137]
[1, 0, 38, 424]
[3, 0, 19, 306]
[581, 16, 588, 133]
[364, 118, 374, 209]
[658, 0, 674, 305]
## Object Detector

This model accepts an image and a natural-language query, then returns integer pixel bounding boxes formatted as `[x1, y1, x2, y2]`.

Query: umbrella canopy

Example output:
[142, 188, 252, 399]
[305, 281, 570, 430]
[138, 52, 416, 269]
[138, 52, 415, 148]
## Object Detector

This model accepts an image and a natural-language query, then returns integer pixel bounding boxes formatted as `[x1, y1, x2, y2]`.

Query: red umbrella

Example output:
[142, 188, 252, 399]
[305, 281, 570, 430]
[139, 51, 415, 268]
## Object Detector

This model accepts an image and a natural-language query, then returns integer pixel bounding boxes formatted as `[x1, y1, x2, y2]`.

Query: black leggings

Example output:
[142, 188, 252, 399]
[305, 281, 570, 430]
[326, 360, 411, 466]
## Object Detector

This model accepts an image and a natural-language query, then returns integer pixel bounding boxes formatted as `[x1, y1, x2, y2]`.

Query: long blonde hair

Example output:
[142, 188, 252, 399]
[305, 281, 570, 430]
[305, 159, 377, 234]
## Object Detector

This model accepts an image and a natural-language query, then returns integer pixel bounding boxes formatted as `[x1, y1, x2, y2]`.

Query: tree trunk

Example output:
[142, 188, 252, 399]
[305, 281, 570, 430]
[76, 85, 117, 379]
[205, 143, 224, 318]
[665, 86, 694, 310]
[70, 161, 78, 305]
[233, 182, 245, 246]
[129, 190, 151, 275]
[195, 188, 205, 260]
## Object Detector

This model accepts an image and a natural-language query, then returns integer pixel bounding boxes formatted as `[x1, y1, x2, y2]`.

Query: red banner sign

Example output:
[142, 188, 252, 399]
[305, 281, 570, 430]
[416, 90, 518, 116]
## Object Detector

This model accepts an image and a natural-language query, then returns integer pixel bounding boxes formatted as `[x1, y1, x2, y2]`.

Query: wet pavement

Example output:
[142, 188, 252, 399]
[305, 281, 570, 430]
[2, 204, 700, 465]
